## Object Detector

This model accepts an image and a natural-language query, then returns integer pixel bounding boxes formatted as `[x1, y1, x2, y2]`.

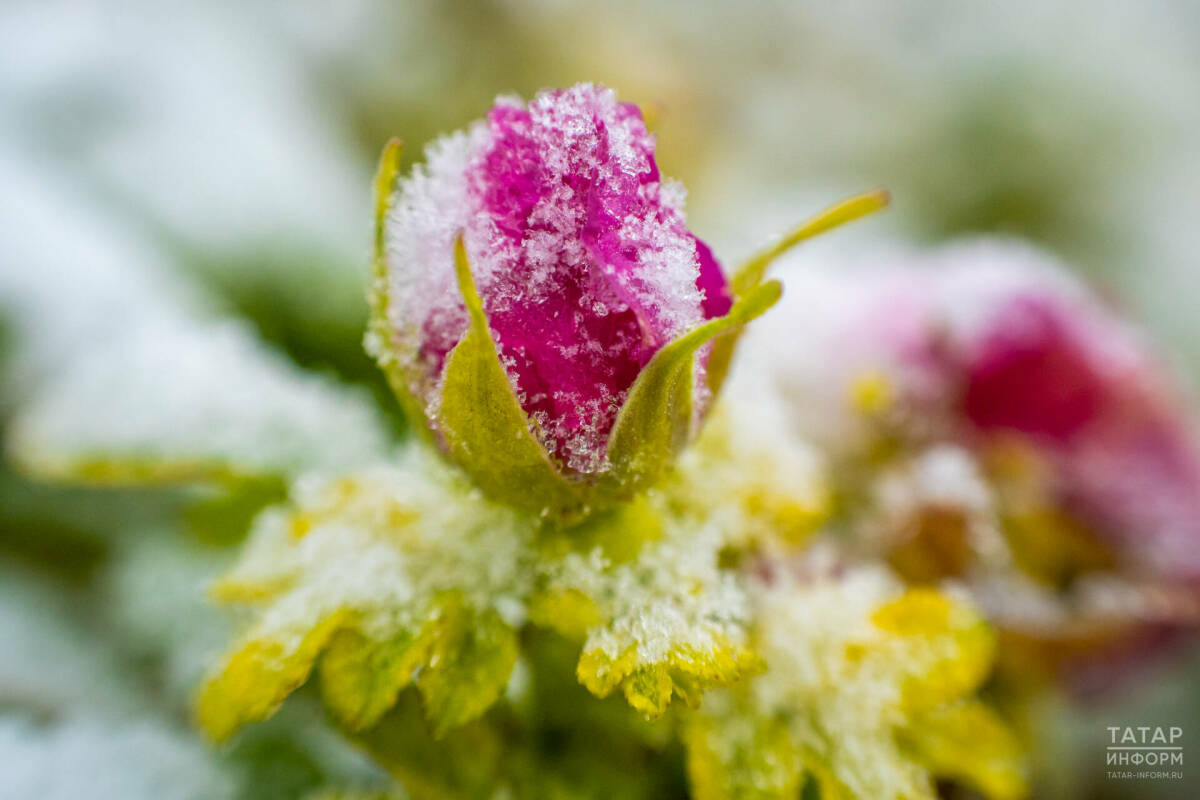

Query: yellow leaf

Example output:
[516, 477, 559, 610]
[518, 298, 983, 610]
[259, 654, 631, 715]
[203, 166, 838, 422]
[320, 626, 430, 731]
[872, 589, 996, 712]
[527, 589, 604, 641]
[684, 695, 803, 800]
[415, 598, 519, 738]
[195, 610, 349, 741]
[901, 700, 1028, 800]
[577, 639, 759, 720]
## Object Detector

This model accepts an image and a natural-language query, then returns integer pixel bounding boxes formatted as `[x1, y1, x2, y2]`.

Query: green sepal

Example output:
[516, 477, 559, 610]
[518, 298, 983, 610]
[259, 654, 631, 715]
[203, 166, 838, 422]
[437, 240, 780, 514]
[436, 238, 583, 514]
[708, 190, 890, 396]
[604, 279, 782, 496]
[366, 138, 431, 438]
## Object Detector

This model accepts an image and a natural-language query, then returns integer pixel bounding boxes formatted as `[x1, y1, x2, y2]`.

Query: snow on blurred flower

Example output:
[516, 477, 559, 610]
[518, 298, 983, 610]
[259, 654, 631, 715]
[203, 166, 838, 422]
[744, 239, 1200, 686]
[687, 563, 1026, 800]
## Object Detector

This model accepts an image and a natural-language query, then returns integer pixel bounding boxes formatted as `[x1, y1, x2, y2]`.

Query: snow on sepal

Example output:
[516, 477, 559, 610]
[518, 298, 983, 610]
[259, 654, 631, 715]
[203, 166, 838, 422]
[682, 567, 1027, 800]
[7, 318, 393, 488]
[706, 190, 891, 397]
[364, 139, 429, 437]
[602, 279, 782, 499]
[429, 236, 782, 515]
[194, 450, 530, 742]
[433, 237, 583, 513]
[530, 493, 761, 719]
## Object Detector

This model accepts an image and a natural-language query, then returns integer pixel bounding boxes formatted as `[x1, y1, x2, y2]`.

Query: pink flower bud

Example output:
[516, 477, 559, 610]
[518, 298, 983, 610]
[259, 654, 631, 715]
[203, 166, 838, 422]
[379, 84, 730, 474]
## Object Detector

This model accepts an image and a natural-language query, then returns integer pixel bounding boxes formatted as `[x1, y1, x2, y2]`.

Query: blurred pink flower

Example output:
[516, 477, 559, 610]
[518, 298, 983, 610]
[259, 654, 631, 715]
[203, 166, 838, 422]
[957, 269, 1200, 582]
[751, 241, 1200, 685]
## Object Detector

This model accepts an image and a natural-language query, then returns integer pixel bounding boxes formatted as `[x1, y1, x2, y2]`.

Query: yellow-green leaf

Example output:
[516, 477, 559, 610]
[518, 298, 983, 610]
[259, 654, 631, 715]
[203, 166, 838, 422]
[198, 455, 533, 741]
[195, 609, 349, 742]
[685, 694, 803, 800]
[901, 700, 1028, 800]
[414, 598, 519, 738]
[320, 626, 429, 732]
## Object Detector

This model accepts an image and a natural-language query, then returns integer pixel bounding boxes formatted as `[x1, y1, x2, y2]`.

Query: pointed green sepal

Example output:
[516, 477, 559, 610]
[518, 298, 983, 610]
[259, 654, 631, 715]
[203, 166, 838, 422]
[366, 139, 432, 436]
[436, 237, 584, 514]
[731, 190, 891, 296]
[604, 280, 782, 495]
[707, 190, 890, 396]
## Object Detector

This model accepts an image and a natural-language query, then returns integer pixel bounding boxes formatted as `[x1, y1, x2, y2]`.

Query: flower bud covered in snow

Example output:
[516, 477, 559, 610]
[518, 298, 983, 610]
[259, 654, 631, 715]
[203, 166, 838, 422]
[368, 84, 780, 511]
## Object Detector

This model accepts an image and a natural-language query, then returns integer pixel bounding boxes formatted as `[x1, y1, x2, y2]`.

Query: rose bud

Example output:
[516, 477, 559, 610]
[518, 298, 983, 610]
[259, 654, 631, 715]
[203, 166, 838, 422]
[367, 84, 789, 512]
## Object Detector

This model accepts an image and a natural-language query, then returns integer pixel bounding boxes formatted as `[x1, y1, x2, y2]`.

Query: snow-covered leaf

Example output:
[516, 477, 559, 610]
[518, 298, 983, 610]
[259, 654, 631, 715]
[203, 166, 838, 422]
[534, 494, 759, 719]
[9, 319, 392, 486]
[196, 449, 531, 741]
[0, 714, 237, 800]
[684, 568, 1026, 800]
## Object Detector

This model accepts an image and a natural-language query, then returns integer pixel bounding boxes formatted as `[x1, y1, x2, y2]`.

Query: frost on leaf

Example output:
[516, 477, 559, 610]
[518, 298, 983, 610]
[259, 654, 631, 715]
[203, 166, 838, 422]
[669, 371, 831, 551]
[9, 319, 391, 486]
[195, 449, 530, 741]
[533, 494, 759, 719]
[684, 568, 1026, 800]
